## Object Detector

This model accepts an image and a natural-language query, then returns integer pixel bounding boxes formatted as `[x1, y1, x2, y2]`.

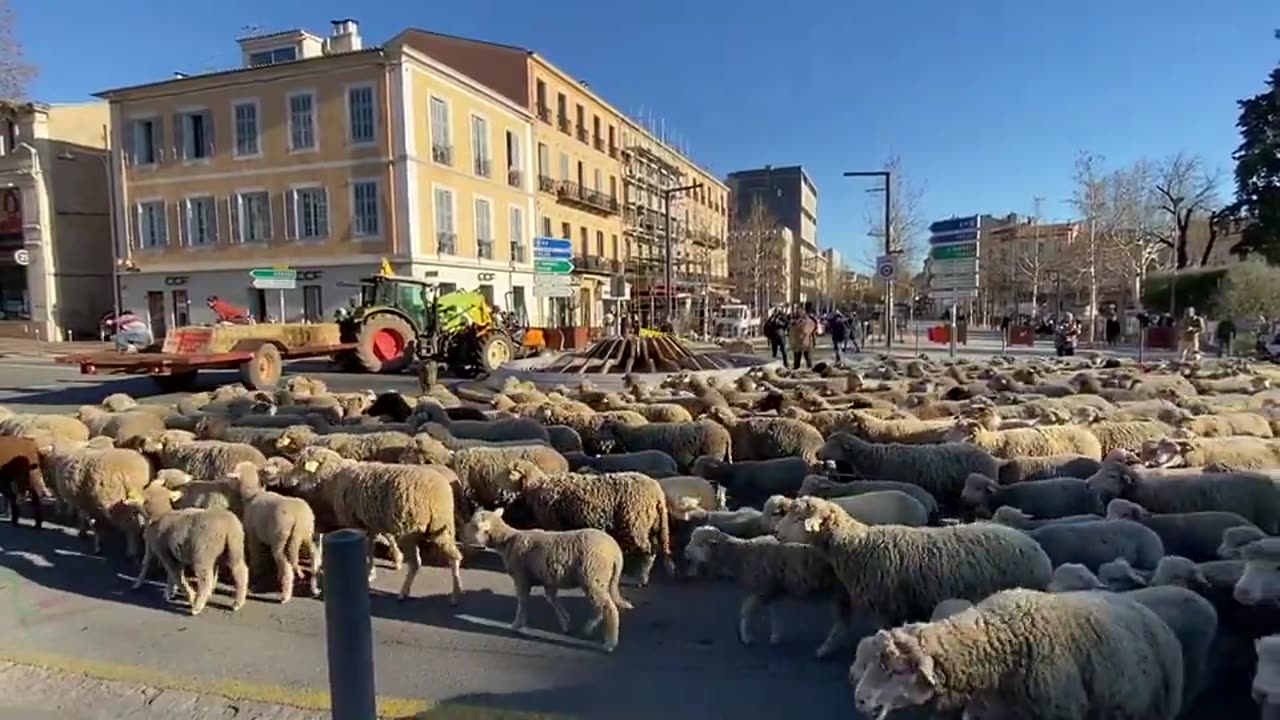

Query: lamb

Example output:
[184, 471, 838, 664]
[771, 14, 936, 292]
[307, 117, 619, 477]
[996, 454, 1102, 484]
[285, 447, 462, 603]
[816, 432, 1000, 512]
[655, 475, 723, 518]
[126, 431, 267, 480]
[222, 461, 320, 602]
[797, 474, 941, 523]
[683, 507, 772, 541]
[1105, 497, 1259, 562]
[39, 438, 151, 556]
[1141, 436, 1280, 471]
[850, 588, 1184, 720]
[505, 461, 672, 586]
[683, 526, 847, 650]
[1191, 374, 1270, 395]
[1085, 460, 1280, 533]
[449, 445, 569, 508]
[152, 468, 236, 511]
[564, 450, 679, 478]
[600, 397, 694, 424]
[192, 416, 285, 456]
[989, 505, 1102, 530]
[1234, 537, 1280, 606]
[461, 508, 630, 652]
[946, 419, 1103, 460]
[598, 418, 731, 472]
[0, 435, 47, 528]
[0, 409, 90, 444]
[1023, 518, 1166, 572]
[790, 490, 930, 528]
[960, 473, 1103, 520]
[1178, 411, 1275, 439]
[75, 406, 167, 442]
[690, 456, 811, 509]
[126, 482, 249, 616]
[276, 425, 451, 464]
[1097, 557, 1155, 590]
[703, 406, 824, 462]
[770, 496, 1052, 658]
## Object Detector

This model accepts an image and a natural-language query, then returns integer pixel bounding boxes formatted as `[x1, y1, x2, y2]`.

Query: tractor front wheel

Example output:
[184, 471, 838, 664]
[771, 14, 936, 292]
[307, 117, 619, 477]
[476, 333, 515, 374]
[355, 315, 415, 373]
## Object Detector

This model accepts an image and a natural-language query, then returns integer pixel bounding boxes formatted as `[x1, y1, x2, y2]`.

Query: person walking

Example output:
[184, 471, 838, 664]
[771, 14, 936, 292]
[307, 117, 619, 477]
[789, 304, 818, 370]
[1105, 310, 1121, 347]
[1179, 307, 1207, 362]
[1215, 316, 1237, 358]
[765, 310, 788, 367]
[828, 311, 848, 364]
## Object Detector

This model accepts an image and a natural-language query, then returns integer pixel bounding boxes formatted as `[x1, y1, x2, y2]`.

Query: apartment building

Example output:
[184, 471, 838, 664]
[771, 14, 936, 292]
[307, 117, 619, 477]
[979, 213, 1079, 312]
[398, 30, 731, 329]
[0, 101, 113, 340]
[726, 165, 820, 304]
[96, 21, 541, 334]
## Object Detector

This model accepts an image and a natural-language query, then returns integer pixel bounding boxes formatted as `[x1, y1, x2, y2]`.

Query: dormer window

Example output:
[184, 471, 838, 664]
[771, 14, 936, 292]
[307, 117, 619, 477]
[248, 46, 298, 67]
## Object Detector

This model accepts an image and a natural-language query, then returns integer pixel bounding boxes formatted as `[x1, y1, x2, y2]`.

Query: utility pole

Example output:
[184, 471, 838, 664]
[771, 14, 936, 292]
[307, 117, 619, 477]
[843, 170, 892, 351]
[663, 181, 702, 329]
[1031, 195, 1043, 320]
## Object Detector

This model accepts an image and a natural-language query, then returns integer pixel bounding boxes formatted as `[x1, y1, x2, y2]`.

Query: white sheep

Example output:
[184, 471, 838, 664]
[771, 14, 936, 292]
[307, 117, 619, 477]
[223, 461, 321, 602]
[995, 453, 1101, 484]
[945, 419, 1103, 460]
[1105, 497, 1260, 562]
[817, 432, 1000, 513]
[797, 474, 941, 523]
[462, 508, 630, 653]
[38, 438, 151, 556]
[449, 445, 569, 508]
[125, 430, 267, 480]
[598, 418, 732, 472]
[0, 409, 90, 445]
[1141, 435, 1280, 471]
[989, 505, 1102, 530]
[703, 405, 825, 462]
[1085, 460, 1280, 533]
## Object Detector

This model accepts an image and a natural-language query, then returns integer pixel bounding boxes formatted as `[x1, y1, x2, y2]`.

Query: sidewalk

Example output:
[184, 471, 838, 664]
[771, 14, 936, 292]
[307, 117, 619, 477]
[0, 338, 112, 360]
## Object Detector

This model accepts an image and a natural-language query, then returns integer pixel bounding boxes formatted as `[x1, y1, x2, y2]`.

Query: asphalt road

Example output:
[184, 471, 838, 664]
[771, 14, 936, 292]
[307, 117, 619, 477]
[0, 358, 860, 720]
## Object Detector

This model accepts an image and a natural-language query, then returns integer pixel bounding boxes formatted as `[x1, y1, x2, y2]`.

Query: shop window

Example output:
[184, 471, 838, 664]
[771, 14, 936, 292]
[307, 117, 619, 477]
[146, 291, 167, 338]
[303, 285, 323, 322]
[171, 290, 190, 327]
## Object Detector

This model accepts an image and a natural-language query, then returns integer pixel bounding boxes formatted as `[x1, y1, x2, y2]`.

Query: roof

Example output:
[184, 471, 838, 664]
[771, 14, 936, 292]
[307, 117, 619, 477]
[234, 28, 321, 43]
[94, 47, 385, 99]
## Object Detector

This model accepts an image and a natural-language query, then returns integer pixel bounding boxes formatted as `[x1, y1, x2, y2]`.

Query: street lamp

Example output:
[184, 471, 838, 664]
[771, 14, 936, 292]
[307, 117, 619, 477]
[662, 181, 701, 327]
[843, 170, 892, 350]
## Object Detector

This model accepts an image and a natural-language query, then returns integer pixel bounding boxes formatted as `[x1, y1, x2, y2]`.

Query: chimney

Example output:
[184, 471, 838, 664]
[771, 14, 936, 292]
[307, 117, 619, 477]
[327, 19, 362, 54]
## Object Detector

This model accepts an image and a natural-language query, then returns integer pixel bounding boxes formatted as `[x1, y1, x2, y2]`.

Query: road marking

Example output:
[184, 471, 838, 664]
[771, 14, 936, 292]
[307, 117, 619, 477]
[455, 613, 605, 651]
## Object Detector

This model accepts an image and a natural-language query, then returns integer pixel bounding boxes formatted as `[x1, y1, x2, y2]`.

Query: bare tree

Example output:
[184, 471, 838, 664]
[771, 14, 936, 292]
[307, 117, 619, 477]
[1069, 151, 1113, 342]
[728, 196, 787, 313]
[1153, 152, 1220, 269]
[1011, 197, 1049, 318]
[864, 155, 926, 267]
[0, 0, 35, 101]
[1105, 158, 1166, 309]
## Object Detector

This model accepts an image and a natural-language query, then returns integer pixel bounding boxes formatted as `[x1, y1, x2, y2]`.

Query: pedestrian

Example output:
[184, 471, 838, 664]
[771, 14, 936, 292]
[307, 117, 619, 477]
[1105, 311, 1121, 347]
[1215, 316, 1237, 358]
[108, 310, 154, 353]
[1179, 307, 1207, 362]
[828, 311, 848, 364]
[765, 310, 788, 366]
[603, 309, 616, 338]
[789, 304, 818, 369]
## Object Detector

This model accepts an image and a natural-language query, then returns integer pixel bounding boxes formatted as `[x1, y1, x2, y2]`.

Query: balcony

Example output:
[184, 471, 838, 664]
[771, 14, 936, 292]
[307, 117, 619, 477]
[575, 125, 588, 143]
[553, 181, 620, 215]
[537, 105, 551, 123]
[609, 143, 618, 159]
[538, 174, 557, 193]
[478, 239, 494, 260]
[474, 158, 491, 178]
[593, 136, 605, 152]
[507, 168, 523, 189]
[511, 241, 527, 263]
[437, 232, 457, 255]
[432, 144, 453, 165]
[573, 254, 621, 276]
[557, 115, 571, 133]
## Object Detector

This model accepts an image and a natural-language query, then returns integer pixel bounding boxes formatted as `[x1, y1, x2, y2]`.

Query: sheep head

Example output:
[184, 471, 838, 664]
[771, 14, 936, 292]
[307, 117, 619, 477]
[1253, 636, 1280, 709]
[1084, 461, 1137, 505]
[124, 482, 182, 519]
[155, 468, 194, 489]
[1105, 498, 1147, 522]
[503, 459, 547, 492]
[223, 461, 263, 497]
[1220, 525, 1268, 560]
[259, 456, 296, 486]
[1097, 558, 1150, 591]
[683, 525, 725, 568]
[1151, 555, 1210, 592]
[851, 629, 940, 719]
[460, 507, 506, 547]
[1048, 563, 1105, 592]
[959, 474, 998, 516]
[1235, 538, 1280, 606]
[942, 418, 982, 443]
[990, 506, 1031, 527]
[1140, 438, 1190, 468]
[772, 496, 854, 545]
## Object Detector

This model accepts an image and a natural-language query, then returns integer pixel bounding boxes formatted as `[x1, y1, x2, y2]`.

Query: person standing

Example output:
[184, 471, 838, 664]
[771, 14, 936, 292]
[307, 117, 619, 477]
[1105, 310, 1121, 347]
[1180, 307, 1206, 362]
[789, 304, 818, 369]
[765, 310, 788, 366]
[828, 311, 848, 364]
[1215, 316, 1237, 358]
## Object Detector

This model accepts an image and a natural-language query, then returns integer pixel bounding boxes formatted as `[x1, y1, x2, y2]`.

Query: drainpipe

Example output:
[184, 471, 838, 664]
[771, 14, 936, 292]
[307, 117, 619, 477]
[382, 57, 399, 262]
[18, 142, 57, 341]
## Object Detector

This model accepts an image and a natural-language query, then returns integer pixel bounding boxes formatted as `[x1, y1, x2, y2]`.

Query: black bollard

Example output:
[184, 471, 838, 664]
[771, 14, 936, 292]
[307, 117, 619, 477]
[323, 529, 377, 720]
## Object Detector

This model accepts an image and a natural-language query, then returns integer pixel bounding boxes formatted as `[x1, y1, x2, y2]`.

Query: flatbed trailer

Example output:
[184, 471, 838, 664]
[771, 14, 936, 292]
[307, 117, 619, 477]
[54, 325, 356, 392]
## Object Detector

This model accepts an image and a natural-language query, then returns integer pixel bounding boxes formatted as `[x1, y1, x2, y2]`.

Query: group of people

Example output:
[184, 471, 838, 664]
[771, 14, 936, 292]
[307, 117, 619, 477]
[762, 304, 862, 369]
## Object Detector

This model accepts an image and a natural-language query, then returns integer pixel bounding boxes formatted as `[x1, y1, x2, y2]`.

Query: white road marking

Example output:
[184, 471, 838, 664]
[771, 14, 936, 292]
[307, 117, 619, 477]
[454, 613, 604, 650]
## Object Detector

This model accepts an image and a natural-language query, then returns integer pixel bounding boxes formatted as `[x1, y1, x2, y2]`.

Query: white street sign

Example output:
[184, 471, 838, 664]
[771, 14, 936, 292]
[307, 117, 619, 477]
[875, 255, 896, 281]
[12, 249, 29, 266]
[533, 284, 575, 298]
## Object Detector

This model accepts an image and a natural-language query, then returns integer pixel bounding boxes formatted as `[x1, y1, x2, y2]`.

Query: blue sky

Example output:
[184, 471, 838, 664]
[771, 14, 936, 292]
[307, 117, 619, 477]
[15, 0, 1277, 270]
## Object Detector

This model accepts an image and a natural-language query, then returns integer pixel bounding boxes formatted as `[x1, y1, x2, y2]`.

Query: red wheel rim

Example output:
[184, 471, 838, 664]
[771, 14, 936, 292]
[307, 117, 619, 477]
[372, 328, 405, 362]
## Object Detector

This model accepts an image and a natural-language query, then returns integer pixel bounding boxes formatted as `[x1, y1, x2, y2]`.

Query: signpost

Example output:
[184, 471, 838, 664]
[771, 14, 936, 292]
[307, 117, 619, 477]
[12, 249, 29, 267]
[250, 267, 297, 322]
[875, 255, 897, 282]
[927, 216, 981, 310]
[532, 238, 575, 298]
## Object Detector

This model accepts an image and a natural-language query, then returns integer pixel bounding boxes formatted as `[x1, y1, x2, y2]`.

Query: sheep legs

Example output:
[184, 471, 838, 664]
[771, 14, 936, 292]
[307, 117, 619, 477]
[131, 544, 154, 591]
[814, 594, 853, 660]
[190, 567, 216, 616]
[738, 594, 761, 645]
[301, 535, 322, 597]
[580, 584, 620, 654]
[509, 578, 531, 632]
[544, 588, 572, 633]
[272, 544, 295, 605]
[228, 558, 249, 612]
[396, 535, 462, 606]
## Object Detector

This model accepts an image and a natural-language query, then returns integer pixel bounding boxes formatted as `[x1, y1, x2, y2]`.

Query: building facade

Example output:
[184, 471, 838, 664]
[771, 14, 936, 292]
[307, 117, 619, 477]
[98, 21, 542, 335]
[726, 164, 820, 305]
[0, 101, 113, 340]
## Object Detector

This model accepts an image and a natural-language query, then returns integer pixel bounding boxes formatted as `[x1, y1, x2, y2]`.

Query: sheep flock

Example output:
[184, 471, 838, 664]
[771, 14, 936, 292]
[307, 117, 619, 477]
[4, 352, 1280, 718]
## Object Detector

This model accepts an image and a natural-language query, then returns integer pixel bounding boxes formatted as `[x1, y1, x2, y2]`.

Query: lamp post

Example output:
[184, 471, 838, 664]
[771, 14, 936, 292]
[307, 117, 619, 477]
[843, 170, 892, 351]
[662, 181, 702, 327]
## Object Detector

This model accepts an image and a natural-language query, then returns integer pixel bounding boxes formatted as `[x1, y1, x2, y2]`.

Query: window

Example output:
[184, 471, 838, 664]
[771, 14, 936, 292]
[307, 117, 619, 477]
[248, 46, 297, 66]
[609, 176, 617, 200]
[146, 291, 167, 338]
[510, 286, 526, 320]
[303, 286, 323, 322]
[172, 290, 190, 327]
[232, 102, 259, 157]
[352, 180, 379, 237]
[579, 226, 588, 256]
[232, 191, 271, 243]
[1, 118, 16, 156]
[561, 222, 571, 240]
[471, 115, 490, 177]
[288, 92, 316, 151]
[177, 110, 213, 161]
[347, 85, 376, 144]
[575, 104, 586, 142]
[611, 234, 619, 260]
[287, 186, 329, 240]
[505, 130, 522, 187]
[509, 206, 526, 263]
[556, 92, 568, 131]
[608, 125, 616, 156]
[577, 161, 585, 187]
[429, 96, 452, 165]
[535, 80, 549, 121]
[596, 230, 604, 257]
[541, 216, 552, 237]
[593, 168, 602, 192]
[434, 187, 456, 254]
[475, 198, 493, 258]
[184, 196, 217, 246]
[438, 282, 457, 295]
[478, 284, 494, 307]
[135, 201, 167, 248]
[559, 152, 569, 182]
[130, 118, 160, 165]
[537, 143, 549, 179]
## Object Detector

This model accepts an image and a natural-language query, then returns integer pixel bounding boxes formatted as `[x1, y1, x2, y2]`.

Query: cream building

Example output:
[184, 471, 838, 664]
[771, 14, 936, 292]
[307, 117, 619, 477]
[0, 101, 114, 340]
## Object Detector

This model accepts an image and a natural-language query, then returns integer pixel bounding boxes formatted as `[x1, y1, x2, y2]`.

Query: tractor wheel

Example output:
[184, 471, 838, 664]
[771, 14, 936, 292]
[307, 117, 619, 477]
[476, 333, 514, 374]
[356, 315, 414, 373]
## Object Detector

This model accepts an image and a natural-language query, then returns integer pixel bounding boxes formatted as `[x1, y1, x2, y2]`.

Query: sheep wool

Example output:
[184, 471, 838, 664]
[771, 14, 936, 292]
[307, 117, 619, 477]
[1106, 498, 1260, 563]
[704, 406, 824, 463]
[817, 432, 1000, 512]
[995, 454, 1101, 485]
[954, 423, 1103, 461]
[224, 462, 320, 602]
[961, 473, 1103, 520]
[450, 445, 569, 508]
[39, 440, 151, 556]
[600, 419, 732, 472]
[1026, 518, 1166, 572]
[692, 456, 812, 510]
[1085, 460, 1280, 534]
[797, 475, 941, 523]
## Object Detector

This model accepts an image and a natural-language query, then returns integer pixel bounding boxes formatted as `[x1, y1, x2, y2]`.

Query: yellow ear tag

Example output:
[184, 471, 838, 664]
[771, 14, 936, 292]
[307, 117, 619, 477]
[303, 460, 319, 473]
[803, 516, 823, 533]
[279, 437, 292, 447]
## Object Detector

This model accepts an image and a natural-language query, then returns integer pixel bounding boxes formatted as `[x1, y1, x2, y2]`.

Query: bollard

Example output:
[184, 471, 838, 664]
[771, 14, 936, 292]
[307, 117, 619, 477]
[323, 529, 377, 720]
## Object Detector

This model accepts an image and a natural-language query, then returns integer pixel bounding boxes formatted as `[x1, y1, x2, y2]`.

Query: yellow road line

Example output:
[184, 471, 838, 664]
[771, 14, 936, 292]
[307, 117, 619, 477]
[0, 648, 572, 719]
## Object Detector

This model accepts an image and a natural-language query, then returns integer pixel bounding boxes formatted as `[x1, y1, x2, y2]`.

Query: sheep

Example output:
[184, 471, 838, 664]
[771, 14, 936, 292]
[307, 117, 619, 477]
[0, 410, 90, 444]
[929, 598, 974, 621]
[277, 425, 450, 465]
[223, 461, 320, 602]
[836, 410, 955, 444]
[654, 475, 723, 518]
[126, 482, 249, 616]
[600, 397, 694, 424]
[1234, 537, 1280, 606]
[192, 415, 285, 457]
[797, 474, 941, 523]
[461, 507, 629, 652]
[960, 473, 1103, 520]
[683, 526, 847, 650]
[38, 439, 150, 556]
[76, 406, 167, 442]
[690, 456, 811, 509]
[449, 445, 569, 509]
[1023, 518, 1166, 572]
[1076, 419, 1173, 456]
[1255, 635, 1280, 715]
[126, 431, 267, 480]
[703, 406, 824, 462]
[995, 454, 1102, 485]
[505, 461, 672, 586]
[1105, 497, 1260, 562]
[563, 450, 679, 478]
[1097, 557, 1155, 590]
[150, 468, 236, 512]
[286, 448, 462, 603]
[1219, 524, 1268, 559]
[816, 432, 1000, 512]
[543, 425, 584, 453]
[0, 436, 47, 529]
[1191, 374, 1270, 395]
[798, 490, 929, 528]
[598, 419, 731, 472]
[849, 588, 1184, 720]
[1178, 411, 1275, 438]
[1151, 555, 1245, 595]
[1085, 460, 1280, 533]
[770, 496, 1052, 658]
[413, 400, 550, 444]
[989, 505, 1102, 530]
[1141, 436, 1280, 471]
[683, 507, 772, 541]
[945, 419, 1103, 461]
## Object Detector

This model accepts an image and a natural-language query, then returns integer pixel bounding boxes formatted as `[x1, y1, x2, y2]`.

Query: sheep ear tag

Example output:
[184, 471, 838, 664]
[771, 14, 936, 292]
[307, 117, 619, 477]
[303, 460, 319, 473]
[803, 516, 823, 533]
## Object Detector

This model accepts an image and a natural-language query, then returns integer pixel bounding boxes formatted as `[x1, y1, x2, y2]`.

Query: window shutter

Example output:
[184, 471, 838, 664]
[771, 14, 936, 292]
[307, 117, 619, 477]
[207, 198, 219, 243]
[229, 195, 241, 243]
[172, 113, 185, 160]
[170, 201, 183, 246]
[203, 111, 215, 155]
[284, 190, 297, 240]
[152, 119, 165, 163]
[129, 204, 141, 249]
[123, 122, 136, 167]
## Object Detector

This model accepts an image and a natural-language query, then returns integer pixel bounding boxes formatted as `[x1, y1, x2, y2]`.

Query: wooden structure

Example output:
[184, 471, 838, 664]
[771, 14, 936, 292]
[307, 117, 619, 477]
[539, 334, 736, 374]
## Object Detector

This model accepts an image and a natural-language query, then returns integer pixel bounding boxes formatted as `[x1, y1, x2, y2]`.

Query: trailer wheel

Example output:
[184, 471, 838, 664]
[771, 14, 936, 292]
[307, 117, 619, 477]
[240, 344, 283, 390]
[153, 371, 198, 394]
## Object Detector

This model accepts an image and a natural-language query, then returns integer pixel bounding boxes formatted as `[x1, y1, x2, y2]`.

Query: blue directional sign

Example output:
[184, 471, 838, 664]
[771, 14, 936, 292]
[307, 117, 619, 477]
[929, 216, 979, 235]
[533, 237, 571, 251]
[929, 230, 978, 244]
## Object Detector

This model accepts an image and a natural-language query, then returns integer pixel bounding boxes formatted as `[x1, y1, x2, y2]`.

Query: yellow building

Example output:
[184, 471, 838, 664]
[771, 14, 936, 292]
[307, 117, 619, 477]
[400, 30, 730, 330]
[0, 100, 113, 340]
[96, 21, 541, 334]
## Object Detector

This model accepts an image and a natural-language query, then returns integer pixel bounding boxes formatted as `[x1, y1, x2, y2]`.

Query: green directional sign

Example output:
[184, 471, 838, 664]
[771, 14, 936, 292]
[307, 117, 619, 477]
[250, 268, 297, 281]
[534, 259, 575, 274]
[930, 243, 977, 261]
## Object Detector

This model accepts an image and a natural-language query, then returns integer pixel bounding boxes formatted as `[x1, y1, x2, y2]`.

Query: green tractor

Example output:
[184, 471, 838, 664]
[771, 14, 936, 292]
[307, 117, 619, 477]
[335, 273, 520, 376]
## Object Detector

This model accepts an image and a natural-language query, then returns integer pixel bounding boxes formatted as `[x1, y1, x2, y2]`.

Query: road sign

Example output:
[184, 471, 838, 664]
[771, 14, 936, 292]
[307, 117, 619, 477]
[930, 243, 977, 261]
[929, 216, 979, 235]
[533, 237, 572, 251]
[929, 230, 978, 244]
[534, 246, 571, 259]
[875, 255, 896, 281]
[12, 249, 29, 267]
[250, 267, 297, 290]
[534, 259, 575, 274]
[533, 277, 575, 298]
